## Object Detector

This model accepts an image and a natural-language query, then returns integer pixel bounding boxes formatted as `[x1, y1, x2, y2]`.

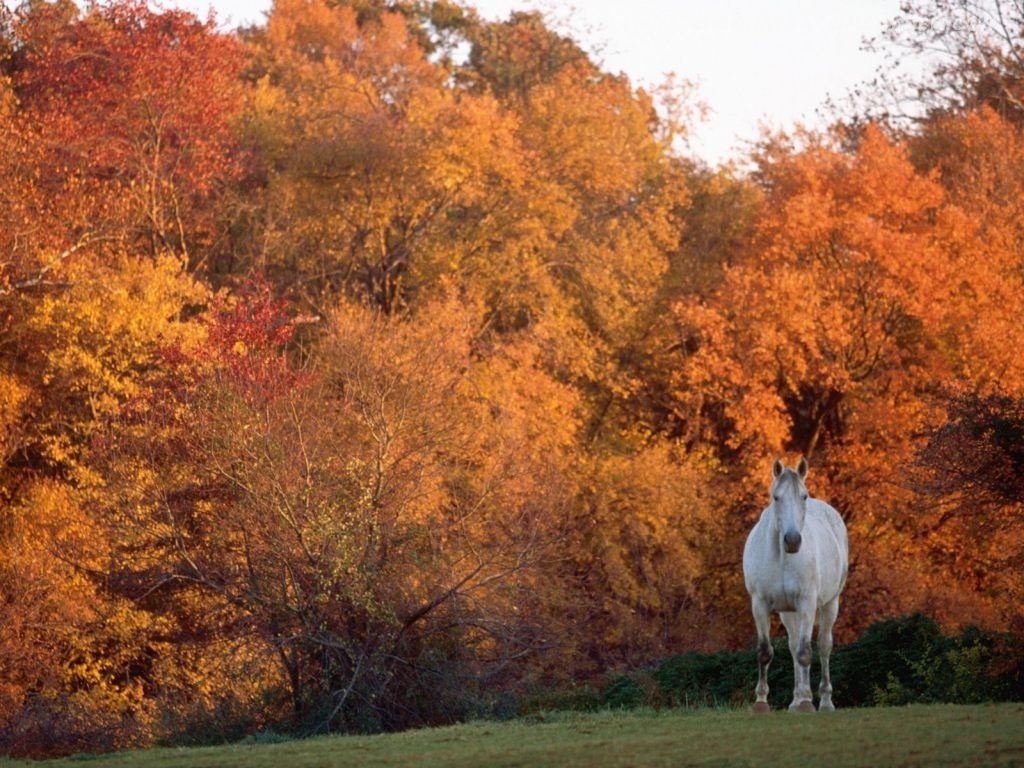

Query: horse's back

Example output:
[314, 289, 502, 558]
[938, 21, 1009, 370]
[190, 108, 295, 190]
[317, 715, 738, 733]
[808, 499, 847, 555]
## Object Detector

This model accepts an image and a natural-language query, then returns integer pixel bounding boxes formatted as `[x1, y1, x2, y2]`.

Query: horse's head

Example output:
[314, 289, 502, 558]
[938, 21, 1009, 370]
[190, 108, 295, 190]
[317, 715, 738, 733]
[770, 457, 809, 554]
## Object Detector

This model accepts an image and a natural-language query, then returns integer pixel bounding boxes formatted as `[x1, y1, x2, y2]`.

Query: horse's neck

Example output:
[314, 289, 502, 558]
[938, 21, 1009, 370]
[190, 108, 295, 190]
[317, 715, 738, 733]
[760, 510, 785, 561]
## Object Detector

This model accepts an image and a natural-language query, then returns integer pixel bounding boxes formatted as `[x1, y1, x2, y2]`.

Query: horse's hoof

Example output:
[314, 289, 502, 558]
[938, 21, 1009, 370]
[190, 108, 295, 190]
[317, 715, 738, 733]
[751, 701, 771, 715]
[818, 702, 836, 713]
[789, 700, 815, 713]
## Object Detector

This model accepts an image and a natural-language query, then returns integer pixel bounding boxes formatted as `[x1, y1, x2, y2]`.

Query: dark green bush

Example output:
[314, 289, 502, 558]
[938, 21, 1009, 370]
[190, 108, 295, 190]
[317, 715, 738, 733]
[584, 615, 1024, 713]
[602, 675, 647, 709]
[653, 640, 791, 709]
[830, 613, 946, 706]
[831, 614, 1024, 706]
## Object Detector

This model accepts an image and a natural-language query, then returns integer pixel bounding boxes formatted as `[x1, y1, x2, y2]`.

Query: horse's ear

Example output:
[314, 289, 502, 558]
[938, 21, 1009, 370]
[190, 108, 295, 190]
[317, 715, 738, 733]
[797, 456, 809, 479]
[772, 458, 784, 479]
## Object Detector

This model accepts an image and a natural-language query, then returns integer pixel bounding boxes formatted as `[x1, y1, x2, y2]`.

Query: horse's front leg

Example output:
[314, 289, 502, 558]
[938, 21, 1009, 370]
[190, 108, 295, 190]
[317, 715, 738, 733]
[817, 597, 839, 711]
[780, 609, 815, 712]
[751, 595, 773, 714]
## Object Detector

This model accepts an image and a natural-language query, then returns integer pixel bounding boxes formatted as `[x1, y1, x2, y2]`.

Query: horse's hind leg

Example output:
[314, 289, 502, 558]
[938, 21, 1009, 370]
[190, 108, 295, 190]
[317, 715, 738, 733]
[817, 597, 839, 711]
[751, 596, 773, 713]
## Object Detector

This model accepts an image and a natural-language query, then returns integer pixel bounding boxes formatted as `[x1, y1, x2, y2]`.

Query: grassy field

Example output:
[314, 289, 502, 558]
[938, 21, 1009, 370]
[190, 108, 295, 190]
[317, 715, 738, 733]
[5, 703, 1023, 767]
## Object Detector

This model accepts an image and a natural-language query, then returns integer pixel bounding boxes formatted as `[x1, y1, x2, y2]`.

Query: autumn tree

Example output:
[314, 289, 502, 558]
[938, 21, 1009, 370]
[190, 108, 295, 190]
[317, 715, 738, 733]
[0, 249, 210, 757]
[915, 388, 1024, 628]
[1, 0, 248, 486]
[867, 0, 1024, 124]
[238, 2, 716, 671]
[461, 9, 592, 100]
[903, 108, 1024, 629]
[658, 121, 1024, 638]
[870, 3, 1024, 630]
[243, 0, 691, 378]
[0, 1, 249, 755]
[92, 287, 582, 732]
[7, 0, 248, 267]
[243, 0, 521, 313]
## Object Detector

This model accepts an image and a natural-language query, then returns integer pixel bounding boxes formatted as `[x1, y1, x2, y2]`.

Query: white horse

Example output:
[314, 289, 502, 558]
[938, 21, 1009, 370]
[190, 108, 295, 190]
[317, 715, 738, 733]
[742, 457, 848, 713]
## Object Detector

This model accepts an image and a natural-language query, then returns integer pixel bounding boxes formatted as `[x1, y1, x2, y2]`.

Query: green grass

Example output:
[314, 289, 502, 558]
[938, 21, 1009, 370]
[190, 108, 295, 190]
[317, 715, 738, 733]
[6, 704, 1024, 767]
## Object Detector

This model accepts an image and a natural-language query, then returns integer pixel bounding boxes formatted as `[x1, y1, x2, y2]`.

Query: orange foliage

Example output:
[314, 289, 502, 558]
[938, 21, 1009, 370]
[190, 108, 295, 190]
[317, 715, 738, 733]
[667, 123, 1024, 637]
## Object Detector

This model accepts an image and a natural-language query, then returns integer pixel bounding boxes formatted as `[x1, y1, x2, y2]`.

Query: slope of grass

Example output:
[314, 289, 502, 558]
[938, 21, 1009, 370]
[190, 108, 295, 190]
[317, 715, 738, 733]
[5, 703, 1023, 768]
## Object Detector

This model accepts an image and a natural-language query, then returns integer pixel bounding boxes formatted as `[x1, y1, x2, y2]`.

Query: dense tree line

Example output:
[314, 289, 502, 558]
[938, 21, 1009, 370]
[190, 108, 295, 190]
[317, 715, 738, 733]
[1, 0, 1023, 756]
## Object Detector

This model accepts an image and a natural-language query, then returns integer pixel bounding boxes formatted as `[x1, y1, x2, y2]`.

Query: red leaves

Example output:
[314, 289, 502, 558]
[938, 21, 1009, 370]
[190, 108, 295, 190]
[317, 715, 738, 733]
[202, 280, 307, 406]
[148, 277, 307, 409]
[10, 0, 248, 256]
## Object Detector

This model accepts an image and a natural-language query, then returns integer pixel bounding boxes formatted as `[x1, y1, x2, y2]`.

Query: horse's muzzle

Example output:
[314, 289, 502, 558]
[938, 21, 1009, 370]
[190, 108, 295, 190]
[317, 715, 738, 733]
[783, 531, 802, 554]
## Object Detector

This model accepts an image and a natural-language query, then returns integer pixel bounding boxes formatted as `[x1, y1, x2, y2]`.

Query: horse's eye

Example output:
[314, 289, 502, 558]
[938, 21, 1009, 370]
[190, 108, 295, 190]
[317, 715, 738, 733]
[801, 493, 808, 501]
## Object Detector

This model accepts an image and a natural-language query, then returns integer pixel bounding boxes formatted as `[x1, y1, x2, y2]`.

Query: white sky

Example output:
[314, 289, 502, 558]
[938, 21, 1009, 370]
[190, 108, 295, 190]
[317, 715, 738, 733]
[180, 0, 907, 166]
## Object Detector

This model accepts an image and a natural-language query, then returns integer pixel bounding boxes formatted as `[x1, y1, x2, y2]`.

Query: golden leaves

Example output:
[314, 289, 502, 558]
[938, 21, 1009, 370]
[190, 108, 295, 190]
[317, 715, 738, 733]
[18, 254, 207, 478]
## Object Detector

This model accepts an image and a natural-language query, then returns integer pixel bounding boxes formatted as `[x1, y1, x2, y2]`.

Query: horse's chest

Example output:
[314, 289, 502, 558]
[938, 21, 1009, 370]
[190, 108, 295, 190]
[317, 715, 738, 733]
[763, 565, 812, 613]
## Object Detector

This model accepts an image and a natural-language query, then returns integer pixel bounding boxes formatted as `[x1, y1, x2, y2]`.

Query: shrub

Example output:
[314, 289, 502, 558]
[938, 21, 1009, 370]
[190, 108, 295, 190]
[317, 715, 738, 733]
[828, 614, 1024, 706]
[830, 613, 946, 706]
[583, 614, 1024, 714]
[654, 643, 789, 709]
[602, 675, 646, 709]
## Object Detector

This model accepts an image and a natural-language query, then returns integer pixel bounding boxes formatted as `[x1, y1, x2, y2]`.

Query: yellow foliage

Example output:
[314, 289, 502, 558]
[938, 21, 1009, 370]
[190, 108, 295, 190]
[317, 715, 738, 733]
[19, 252, 207, 477]
[580, 442, 721, 651]
[0, 373, 31, 463]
